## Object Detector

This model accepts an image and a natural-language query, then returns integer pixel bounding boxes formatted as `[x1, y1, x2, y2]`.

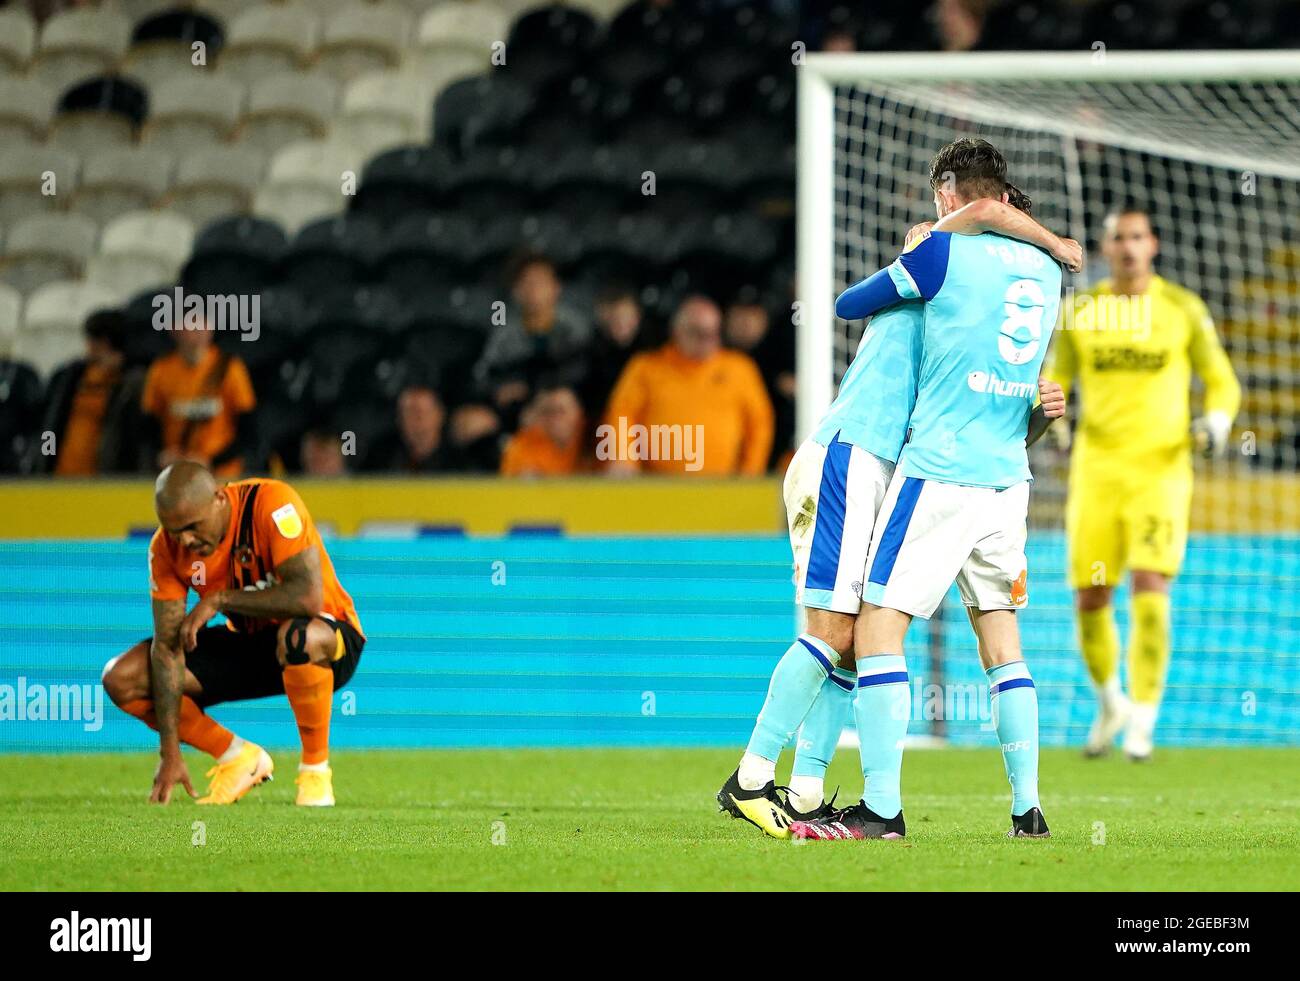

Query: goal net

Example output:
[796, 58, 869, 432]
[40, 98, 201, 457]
[797, 52, 1300, 747]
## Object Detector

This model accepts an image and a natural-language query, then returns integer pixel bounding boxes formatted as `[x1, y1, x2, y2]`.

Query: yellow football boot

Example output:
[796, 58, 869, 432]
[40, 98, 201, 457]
[717, 768, 793, 839]
[197, 742, 273, 804]
[295, 766, 335, 807]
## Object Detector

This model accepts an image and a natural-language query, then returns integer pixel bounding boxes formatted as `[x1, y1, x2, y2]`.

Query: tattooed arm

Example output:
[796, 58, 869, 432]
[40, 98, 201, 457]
[148, 598, 195, 803]
[177, 548, 324, 652]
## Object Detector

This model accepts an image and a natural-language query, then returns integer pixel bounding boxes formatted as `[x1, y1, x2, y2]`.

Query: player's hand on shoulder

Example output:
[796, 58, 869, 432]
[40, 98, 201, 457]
[905, 221, 934, 245]
[1038, 379, 1067, 419]
[1054, 237, 1084, 273]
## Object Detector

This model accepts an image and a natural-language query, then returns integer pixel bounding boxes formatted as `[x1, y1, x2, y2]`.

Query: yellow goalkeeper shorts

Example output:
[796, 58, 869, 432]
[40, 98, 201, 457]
[1065, 459, 1193, 589]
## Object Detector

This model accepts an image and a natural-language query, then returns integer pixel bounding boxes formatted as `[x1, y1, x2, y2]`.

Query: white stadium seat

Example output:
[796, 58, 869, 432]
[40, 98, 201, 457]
[0, 78, 57, 146]
[144, 73, 245, 151]
[238, 71, 339, 157]
[30, 8, 132, 96]
[315, 2, 411, 84]
[16, 280, 122, 379]
[0, 6, 37, 73]
[168, 144, 267, 228]
[0, 146, 80, 228]
[218, 4, 321, 84]
[1, 213, 99, 296]
[69, 147, 175, 226]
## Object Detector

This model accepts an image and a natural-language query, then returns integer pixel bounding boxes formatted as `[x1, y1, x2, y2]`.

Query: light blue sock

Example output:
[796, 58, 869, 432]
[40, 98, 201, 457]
[987, 660, 1040, 815]
[791, 667, 856, 780]
[854, 654, 910, 819]
[745, 634, 839, 764]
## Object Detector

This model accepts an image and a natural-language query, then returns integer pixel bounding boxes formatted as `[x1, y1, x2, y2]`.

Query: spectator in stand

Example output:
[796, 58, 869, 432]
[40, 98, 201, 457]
[141, 319, 256, 478]
[473, 251, 591, 431]
[363, 384, 453, 474]
[936, 0, 989, 51]
[35, 309, 149, 475]
[724, 291, 797, 471]
[603, 295, 773, 476]
[299, 428, 348, 476]
[501, 382, 590, 477]
[579, 283, 649, 421]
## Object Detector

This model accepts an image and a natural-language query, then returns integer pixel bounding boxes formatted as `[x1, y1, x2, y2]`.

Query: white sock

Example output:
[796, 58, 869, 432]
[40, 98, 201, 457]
[217, 736, 245, 764]
[738, 751, 776, 791]
[1097, 675, 1125, 713]
[1128, 701, 1157, 737]
[788, 775, 824, 814]
[299, 760, 329, 773]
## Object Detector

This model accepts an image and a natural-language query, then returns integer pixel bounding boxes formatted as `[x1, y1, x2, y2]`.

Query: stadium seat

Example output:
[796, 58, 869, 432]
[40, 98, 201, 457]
[0, 283, 23, 358]
[15, 280, 121, 379]
[143, 72, 244, 151]
[0, 6, 37, 74]
[118, 282, 181, 364]
[122, 9, 227, 90]
[373, 211, 478, 290]
[644, 139, 743, 217]
[0, 78, 57, 147]
[337, 70, 438, 159]
[0, 214, 99, 296]
[168, 144, 266, 228]
[516, 71, 608, 148]
[315, 2, 411, 84]
[30, 7, 132, 96]
[49, 76, 149, 154]
[254, 138, 364, 234]
[279, 213, 382, 294]
[238, 71, 339, 157]
[352, 144, 449, 223]
[505, 5, 600, 86]
[441, 146, 544, 221]
[0, 146, 80, 227]
[182, 214, 287, 296]
[414, 1, 510, 64]
[433, 74, 535, 154]
[217, 3, 321, 84]
[68, 147, 175, 226]
[88, 210, 196, 299]
[534, 141, 642, 219]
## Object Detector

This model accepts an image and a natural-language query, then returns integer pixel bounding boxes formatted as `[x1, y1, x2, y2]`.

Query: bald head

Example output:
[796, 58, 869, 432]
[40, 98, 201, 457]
[155, 461, 216, 512]
[155, 462, 228, 555]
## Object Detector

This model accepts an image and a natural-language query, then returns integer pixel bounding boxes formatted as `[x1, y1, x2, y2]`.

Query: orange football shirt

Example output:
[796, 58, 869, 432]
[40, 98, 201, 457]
[149, 478, 362, 637]
[141, 347, 256, 477]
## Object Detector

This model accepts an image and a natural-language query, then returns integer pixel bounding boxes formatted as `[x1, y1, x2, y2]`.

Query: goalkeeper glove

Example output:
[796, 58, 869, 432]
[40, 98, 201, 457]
[1191, 411, 1232, 458]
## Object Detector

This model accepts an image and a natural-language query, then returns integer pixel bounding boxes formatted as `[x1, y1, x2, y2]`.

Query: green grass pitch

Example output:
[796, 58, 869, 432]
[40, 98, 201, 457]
[0, 747, 1294, 891]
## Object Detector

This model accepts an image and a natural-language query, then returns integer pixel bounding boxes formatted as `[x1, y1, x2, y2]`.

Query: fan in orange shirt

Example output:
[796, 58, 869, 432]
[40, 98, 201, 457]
[500, 383, 592, 477]
[141, 327, 256, 477]
[100, 462, 364, 808]
[602, 296, 774, 475]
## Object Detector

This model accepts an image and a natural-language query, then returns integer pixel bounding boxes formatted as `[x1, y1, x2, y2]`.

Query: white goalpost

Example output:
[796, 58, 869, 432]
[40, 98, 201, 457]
[796, 50, 1300, 746]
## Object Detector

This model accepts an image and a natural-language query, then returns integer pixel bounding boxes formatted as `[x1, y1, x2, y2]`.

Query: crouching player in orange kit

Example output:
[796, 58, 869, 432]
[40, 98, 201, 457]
[101, 461, 365, 806]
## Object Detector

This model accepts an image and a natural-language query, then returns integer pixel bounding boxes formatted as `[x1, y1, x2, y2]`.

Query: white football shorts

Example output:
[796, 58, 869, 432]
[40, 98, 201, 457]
[862, 472, 1031, 619]
[784, 434, 895, 615]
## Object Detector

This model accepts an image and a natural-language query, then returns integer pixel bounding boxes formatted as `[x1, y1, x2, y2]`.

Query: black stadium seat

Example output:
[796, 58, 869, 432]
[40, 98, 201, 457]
[433, 74, 534, 156]
[56, 75, 148, 128]
[505, 4, 600, 87]
[352, 145, 449, 223]
[279, 214, 381, 295]
[982, 1, 1086, 51]
[374, 212, 481, 291]
[441, 145, 543, 221]
[0, 358, 43, 474]
[130, 9, 225, 54]
[183, 215, 287, 296]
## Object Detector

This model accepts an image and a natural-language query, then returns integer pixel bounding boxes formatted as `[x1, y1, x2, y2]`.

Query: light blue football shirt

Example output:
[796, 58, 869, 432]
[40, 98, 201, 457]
[889, 230, 1062, 489]
[811, 301, 923, 463]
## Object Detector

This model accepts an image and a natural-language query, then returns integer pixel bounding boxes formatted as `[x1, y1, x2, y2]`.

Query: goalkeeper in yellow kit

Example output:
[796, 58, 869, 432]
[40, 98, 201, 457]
[1045, 208, 1240, 760]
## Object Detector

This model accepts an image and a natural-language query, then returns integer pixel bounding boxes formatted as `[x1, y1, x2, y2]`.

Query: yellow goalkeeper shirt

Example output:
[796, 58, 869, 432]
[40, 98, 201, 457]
[1044, 274, 1241, 473]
